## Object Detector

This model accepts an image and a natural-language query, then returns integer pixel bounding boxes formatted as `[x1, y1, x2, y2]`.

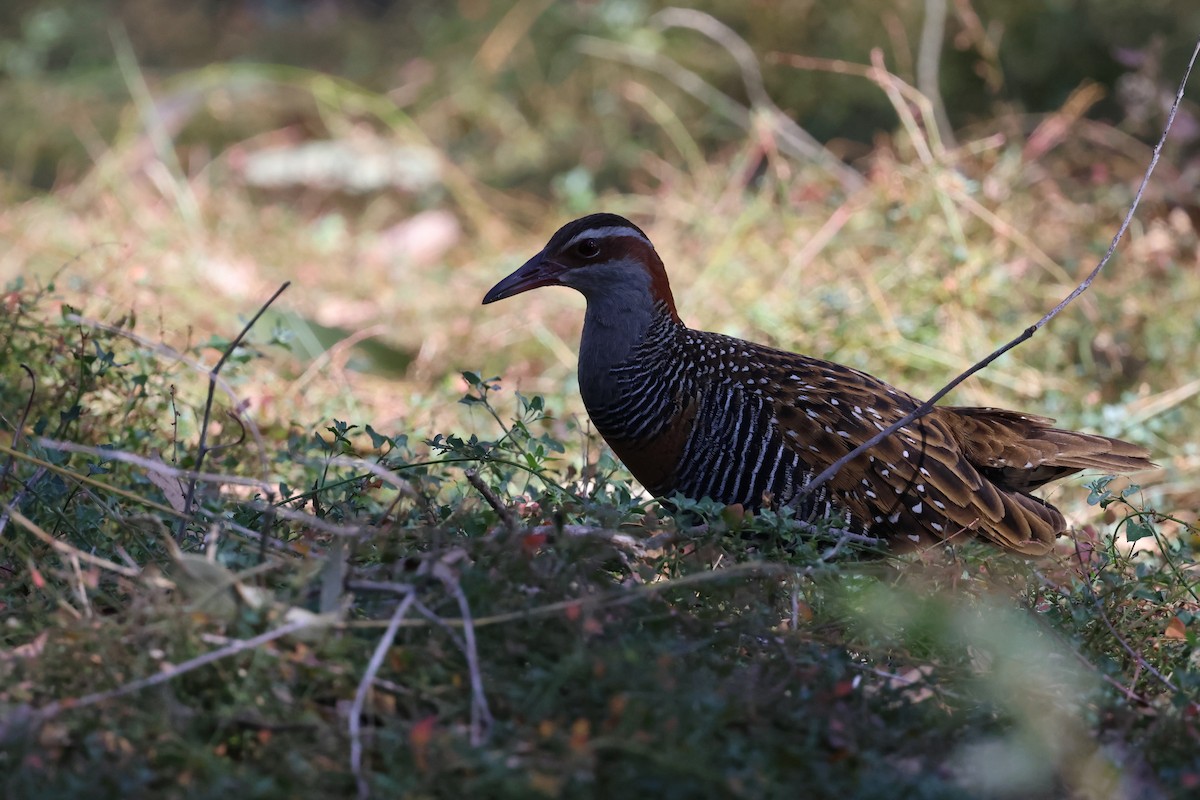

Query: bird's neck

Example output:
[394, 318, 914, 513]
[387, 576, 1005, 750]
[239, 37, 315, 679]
[578, 287, 681, 412]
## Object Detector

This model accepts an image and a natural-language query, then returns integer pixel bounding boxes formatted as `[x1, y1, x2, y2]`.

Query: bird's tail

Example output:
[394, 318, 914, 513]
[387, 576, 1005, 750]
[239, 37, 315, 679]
[945, 407, 1153, 492]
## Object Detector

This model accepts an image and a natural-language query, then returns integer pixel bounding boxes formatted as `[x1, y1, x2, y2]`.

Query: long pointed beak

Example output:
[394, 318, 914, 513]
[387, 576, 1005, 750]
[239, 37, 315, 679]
[482, 251, 565, 304]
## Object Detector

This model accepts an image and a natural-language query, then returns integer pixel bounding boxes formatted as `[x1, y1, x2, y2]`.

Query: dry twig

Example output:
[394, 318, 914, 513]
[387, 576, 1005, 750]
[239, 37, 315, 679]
[25, 616, 316, 725]
[350, 587, 416, 800]
[465, 468, 518, 535]
[797, 37, 1200, 502]
[431, 558, 494, 746]
[650, 7, 866, 192]
[3, 504, 140, 578]
[174, 282, 290, 539]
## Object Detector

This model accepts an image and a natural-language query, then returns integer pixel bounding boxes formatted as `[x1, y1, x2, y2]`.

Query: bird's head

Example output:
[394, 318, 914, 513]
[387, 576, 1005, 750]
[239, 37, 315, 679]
[482, 213, 679, 320]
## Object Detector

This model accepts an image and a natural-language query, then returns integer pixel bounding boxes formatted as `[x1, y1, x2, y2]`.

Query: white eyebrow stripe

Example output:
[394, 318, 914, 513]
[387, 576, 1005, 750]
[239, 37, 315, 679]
[563, 226, 650, 249]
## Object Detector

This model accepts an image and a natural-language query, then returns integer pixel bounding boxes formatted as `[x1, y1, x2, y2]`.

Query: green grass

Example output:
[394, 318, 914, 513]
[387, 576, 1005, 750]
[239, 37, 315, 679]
[2, 3, 1200, 798]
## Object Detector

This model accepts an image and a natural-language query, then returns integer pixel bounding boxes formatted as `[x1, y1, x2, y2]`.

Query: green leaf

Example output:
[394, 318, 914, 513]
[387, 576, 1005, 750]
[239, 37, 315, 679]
[365, 424, 390, 450]
[1085, 476, 1115, 507]
[1125, 517, 1155, 542]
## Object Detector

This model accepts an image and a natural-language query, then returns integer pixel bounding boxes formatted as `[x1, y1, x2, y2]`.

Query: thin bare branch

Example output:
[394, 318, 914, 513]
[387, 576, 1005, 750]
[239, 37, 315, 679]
[0, 439, 376, 545]
[1069, 542, 1188, 703]
[30, 616, 315, 723]
[350, 589, 416, 800]
[797, 36, 1200, 502]
[917, 0, 955, 146]
[430, 557, 494, 746]
[343, 560, 801, 633]
[650, 7, 865, 192]
[0, 441, 179, 519]
[177, 282, 290, 539]
[65, 312, 271, 471]
[4, 504, 141, 578]
[347, 580, 417, 595]
[34, 438, 274, 494]
[465, 469, 518, 535]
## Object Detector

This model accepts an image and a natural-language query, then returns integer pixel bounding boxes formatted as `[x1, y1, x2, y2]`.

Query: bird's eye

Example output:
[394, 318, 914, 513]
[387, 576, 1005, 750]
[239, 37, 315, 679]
[575, 239, 601, 259]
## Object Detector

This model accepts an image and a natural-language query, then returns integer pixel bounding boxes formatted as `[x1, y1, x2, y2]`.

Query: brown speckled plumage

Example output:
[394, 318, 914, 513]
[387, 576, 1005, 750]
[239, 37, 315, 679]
[483, 213, 1152, 555]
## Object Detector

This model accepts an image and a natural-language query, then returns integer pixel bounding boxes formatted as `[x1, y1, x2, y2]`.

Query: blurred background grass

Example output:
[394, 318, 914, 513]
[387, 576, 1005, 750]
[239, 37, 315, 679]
[1, 0, 1197, 517]
[3, 3, 1200, 797]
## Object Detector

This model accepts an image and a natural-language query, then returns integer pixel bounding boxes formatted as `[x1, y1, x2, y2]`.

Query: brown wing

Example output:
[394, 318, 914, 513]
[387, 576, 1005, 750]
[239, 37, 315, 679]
[755, 349, 1150, 555]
